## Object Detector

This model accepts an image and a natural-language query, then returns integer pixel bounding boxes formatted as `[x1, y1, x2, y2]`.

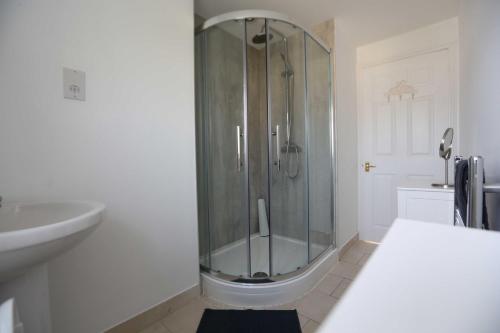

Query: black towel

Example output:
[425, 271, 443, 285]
[454, 159, 489, 229]
[455, 160, 468, 224]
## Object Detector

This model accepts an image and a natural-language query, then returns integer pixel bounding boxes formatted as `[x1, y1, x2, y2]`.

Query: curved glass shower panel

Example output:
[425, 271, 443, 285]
[305, 34, 334, 260]
[195, 11, 334, 283]
[204, 20, 249, 277]
[268, 20, 308, 275]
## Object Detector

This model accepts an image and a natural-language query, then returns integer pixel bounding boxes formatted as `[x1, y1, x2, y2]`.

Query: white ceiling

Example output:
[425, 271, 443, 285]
[195, 0, 458, 45]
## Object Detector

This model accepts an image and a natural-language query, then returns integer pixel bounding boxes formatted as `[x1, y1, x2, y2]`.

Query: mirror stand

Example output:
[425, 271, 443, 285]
[432, 127, 454, 188]
[432, 159, 454, 188]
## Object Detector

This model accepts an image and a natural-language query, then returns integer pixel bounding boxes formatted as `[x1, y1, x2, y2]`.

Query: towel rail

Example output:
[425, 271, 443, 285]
[456, 156, 499, 229]
[484, 184, 500, 193]
[467, 156, 484, 229]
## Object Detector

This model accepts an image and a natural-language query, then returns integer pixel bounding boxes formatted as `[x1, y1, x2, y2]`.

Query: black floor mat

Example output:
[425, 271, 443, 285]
[197, 309, 302, 333]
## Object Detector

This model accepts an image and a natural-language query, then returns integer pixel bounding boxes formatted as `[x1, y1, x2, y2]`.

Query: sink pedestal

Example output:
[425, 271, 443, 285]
[0, 200, 105, 332]
[0, 264, 51, 333]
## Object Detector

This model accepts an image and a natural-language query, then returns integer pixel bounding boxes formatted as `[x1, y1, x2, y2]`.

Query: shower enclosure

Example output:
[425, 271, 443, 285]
[195, 11, 334, 283]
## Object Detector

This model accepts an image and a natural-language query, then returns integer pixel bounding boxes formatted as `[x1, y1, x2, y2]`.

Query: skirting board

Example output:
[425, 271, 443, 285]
[105, 285, 200, 333]
[106, 235, 358, 332]
[338, 232, 359, 259]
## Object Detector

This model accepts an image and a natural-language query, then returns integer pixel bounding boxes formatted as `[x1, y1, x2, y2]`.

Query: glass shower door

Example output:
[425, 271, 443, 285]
[204, 20, 249, 277]
[245, 18, 270, 278]
[267, 20, 309, 276]
[305, 34, 334, 260]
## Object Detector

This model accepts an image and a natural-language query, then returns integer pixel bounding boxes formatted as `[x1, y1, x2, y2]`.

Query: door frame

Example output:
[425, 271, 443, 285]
[357, 39, 459, 241]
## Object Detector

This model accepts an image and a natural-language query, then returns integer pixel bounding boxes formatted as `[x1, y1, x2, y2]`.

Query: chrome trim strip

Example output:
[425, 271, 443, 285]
[199, 10, 331, 54]
[242, 20, 252, 277]
[330, 48, 337, 248]
[265, 19, 273, 276]
[303, 31, 311, 263]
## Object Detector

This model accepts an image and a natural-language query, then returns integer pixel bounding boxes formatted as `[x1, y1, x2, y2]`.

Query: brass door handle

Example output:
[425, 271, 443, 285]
[364, 162, 376, 172]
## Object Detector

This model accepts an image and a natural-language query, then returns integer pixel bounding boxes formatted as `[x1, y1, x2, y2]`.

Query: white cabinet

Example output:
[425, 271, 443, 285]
[397, 184, 454, 225]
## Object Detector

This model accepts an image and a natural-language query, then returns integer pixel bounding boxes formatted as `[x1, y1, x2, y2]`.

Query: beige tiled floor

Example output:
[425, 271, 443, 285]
[139, 240, 377, 333]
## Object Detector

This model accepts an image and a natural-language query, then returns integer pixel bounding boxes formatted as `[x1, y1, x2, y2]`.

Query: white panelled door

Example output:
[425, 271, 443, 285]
[359, 49, 456, 242]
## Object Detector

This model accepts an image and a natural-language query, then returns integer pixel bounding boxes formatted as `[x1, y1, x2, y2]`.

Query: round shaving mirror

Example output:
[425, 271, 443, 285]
[432, 128, 454, 188]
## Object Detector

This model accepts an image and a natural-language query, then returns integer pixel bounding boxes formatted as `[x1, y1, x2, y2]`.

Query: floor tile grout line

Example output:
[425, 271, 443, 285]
[151, 241, 377, 333]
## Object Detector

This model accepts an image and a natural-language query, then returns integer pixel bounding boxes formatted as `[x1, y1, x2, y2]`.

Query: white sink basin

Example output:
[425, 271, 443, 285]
[0, 201, 105, 282]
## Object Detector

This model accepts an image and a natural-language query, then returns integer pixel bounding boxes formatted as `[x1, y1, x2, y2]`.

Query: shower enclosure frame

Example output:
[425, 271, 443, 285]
[196, 10, 336, 284]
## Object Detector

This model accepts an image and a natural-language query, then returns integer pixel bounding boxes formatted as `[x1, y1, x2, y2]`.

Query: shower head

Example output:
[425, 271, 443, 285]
[252, 25, 273, 44]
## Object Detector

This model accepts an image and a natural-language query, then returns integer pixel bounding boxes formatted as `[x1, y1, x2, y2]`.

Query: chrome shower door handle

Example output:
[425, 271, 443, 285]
[236, 125, 242, 172]
[274, 125, 281, 171]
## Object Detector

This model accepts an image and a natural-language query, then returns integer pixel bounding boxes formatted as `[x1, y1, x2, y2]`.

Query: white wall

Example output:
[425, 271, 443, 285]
[357, 18, 459, 66]
[459, 0, 500, 231]
[0, 1, 198, 332]
[334, 19, 359, 248]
